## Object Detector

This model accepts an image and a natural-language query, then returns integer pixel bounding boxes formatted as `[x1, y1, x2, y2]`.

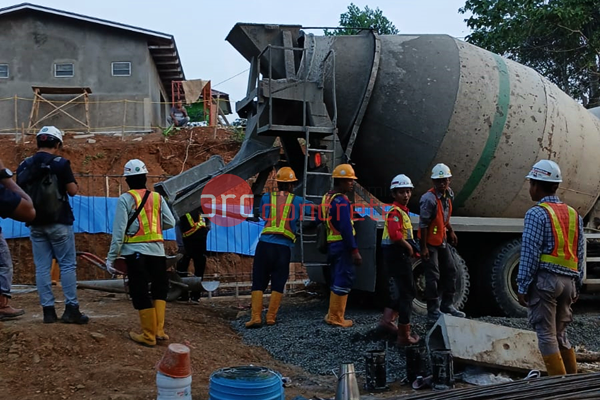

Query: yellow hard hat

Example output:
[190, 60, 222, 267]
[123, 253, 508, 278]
[332, 164, 358, 180]
[276, 167, 298, 182]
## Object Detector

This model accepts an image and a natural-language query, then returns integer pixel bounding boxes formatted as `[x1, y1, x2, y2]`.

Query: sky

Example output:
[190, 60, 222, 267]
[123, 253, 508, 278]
[1, 0, 472, 118]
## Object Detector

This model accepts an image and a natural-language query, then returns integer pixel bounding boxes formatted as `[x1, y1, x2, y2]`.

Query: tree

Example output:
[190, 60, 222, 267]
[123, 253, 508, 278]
[325, 3, 398, 36]
[459, 0, 600, 108]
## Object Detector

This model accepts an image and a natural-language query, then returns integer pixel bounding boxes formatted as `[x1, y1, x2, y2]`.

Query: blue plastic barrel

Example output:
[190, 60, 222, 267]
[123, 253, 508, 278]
[209, 366, 284, 400]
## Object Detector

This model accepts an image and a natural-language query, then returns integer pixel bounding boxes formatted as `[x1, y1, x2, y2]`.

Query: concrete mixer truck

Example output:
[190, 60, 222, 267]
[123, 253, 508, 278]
[155, 23, 600, 318]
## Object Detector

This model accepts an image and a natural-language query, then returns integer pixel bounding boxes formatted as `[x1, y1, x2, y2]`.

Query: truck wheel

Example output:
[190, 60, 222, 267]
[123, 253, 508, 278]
[412, 245, 470, 315]
[482, 239, 527, 317]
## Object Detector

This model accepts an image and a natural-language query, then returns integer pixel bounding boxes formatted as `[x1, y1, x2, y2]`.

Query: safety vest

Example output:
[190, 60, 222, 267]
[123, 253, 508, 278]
[182, 213, 207, 238]
[321, 192, 356, 243]
[418, 188, 452, 246]
[538, 202, 579, 271]
[382, 205, 413, 245]
[124, 189, 164, 243]
[261, 192, 296, 241]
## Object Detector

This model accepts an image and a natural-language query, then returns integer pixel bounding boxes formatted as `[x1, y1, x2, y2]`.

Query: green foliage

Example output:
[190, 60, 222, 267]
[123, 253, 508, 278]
[460, 0, 600, 107]
[325, 3, 398, 36]
[184, 102, 209, 123]
[82, 152, 105, 166]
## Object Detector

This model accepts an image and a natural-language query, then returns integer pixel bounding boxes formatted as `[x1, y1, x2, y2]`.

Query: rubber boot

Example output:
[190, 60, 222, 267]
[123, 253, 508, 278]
[61, 304, 89, 324]
[266, 291, 283, 325]
[397, 324, 420, 346]
[153, 300, 169, 340]
[560, 348, 578, 374]
[543, 352, 567, 376]
[245, 290, 263, 328]
[325, 292, 353, 328]
[377, 307, 398, 335]
[0, 295, 25, 320]
[130, 308, 157, 347]
[440, 296, 466, 318]
[427, 298, 442, 323]
[43, 306, 58, 324]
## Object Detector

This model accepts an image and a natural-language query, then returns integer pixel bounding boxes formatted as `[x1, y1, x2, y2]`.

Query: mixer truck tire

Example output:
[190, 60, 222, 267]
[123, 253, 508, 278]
[411, 245, 470, 316]
[481, 239, 527, 318]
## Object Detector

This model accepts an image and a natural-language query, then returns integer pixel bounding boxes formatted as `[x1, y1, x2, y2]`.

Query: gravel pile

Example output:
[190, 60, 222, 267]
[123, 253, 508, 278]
[231, 297, 600, 380]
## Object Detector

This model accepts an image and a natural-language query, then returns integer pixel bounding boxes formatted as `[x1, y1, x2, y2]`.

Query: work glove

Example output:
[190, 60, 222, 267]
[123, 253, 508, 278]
[105, 259, 118, 276]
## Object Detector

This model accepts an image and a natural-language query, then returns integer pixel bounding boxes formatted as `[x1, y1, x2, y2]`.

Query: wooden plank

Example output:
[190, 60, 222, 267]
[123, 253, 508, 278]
[31, 86, 92, 94]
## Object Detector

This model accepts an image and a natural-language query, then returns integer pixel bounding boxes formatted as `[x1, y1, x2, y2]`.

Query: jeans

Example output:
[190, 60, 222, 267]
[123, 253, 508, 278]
[424, 244, 457, 300]
[167, 116, 190, 127]
[0, 233, 13, 297]
[126, 252, 168, 310]
[251, 241, 291, 293]
[30, 224, 78, 307]
[383, 245, 415, 324]
[328, 242, 355, 295]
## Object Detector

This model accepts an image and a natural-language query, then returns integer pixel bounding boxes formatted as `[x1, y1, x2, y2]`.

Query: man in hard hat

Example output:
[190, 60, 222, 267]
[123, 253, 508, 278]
[245, 167, 309, 328]
[106, 159, 175, 346]
[418, 163, 465, 322]
[175, 208, 211, 302]
[321, 164, 362, 328]
[379, 174, 420, 345]
[517, 159, 583, 375]
[0, 158, 35, 320]
[17, 126, 89, 324]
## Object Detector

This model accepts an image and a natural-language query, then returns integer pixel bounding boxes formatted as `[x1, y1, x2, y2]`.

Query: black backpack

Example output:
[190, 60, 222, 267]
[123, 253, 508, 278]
[18, 156, 65, 224]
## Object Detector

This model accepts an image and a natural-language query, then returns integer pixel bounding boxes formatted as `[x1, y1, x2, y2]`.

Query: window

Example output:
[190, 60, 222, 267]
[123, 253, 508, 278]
[54, 63, 74, 78]
[112, 62, 131, 77]
[0, 64, 8, 78]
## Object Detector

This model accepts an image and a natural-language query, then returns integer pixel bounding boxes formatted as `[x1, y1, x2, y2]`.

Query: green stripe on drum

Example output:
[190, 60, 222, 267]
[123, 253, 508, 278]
[454, 54, 511, 207]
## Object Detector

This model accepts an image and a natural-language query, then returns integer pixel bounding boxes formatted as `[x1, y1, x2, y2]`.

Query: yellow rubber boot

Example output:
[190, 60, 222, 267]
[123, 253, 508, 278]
[543, 352, 567, 376]
[129, 308, 157, 347]
[245, 291, 263, 328]
[560, 348, 578, 374]
[325, 292, 353, 328]
[153, 300, 169, 341]
[266, 291, 283, 325]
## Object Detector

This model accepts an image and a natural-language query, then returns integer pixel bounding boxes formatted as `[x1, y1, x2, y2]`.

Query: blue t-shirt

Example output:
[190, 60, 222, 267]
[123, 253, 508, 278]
[258, 192, 311, 248]
[0, 183, 22, 233]
[16, 152, 77, 226]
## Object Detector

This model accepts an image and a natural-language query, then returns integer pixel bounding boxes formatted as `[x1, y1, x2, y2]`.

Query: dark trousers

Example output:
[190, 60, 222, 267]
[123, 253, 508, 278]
[383, 245, 415, 324]
[126, 252, 168, 310]
[251, 241, 291, 293]
[328, 241, 355, 295]
[424, 245, 457, 301]
[176, 230, 208, 279]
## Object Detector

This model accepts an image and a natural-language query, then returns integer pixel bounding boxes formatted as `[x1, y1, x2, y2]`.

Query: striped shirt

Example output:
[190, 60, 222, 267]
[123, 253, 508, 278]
[517, 196, 584, 295]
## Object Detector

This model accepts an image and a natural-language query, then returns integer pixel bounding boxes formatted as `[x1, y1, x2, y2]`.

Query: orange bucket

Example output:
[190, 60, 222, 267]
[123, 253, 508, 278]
[157, 343, 192, 378]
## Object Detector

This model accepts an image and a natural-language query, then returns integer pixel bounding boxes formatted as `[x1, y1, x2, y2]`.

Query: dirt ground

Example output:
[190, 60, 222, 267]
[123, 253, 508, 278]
[0, 289, 416, 400]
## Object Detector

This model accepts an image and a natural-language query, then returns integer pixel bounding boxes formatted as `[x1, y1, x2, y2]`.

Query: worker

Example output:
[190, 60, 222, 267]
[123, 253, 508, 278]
[169, 100, 190, 127]
[245, 167, 309, 328]
[16, 126, 88, 324]
[106, 159, 175, 347]
[0, 157, 35, 320]
[517, 160, 583, 376]
[175, 208, 211, 302]
[321, 164, 362, 328]
[418, 163, 465, 322]
[379, 174, 420, 345]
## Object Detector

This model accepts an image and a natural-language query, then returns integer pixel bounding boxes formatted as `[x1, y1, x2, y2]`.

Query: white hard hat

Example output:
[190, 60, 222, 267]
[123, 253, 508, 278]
[36, 126, 63, 143]
[431, 163, 452, 179]
[390, 174, 414, 189]
[526, 160, 562, 183]
[123, 159, 148, 176]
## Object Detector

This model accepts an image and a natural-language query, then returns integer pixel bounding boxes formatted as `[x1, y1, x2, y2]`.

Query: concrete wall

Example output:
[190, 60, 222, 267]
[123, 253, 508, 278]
[0, 11, 167, 133]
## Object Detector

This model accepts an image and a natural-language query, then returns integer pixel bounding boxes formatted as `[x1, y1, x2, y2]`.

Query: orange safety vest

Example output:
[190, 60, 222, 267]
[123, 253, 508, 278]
[182, 213, 207, 238]
[418, 188, 452, 246]
[382, 205, 413, 245]
[261, 192, 296, 241]
[538, 202, 579, 271]
[124, 189, 164, 243]
[321, 192, 356, 243]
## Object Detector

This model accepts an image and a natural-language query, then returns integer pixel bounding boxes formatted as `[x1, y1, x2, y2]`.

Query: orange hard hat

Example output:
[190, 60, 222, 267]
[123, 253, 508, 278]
[332, 164, 358, 180]
[276, 167, 298, 182]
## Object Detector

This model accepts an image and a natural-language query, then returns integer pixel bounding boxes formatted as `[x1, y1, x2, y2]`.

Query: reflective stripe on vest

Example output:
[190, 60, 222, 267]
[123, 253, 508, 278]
[124, 189, 164, 243]
[321, 192, 355, 243]
[182, 213, 206, 238]
[418, 188, 452, 246]
[538, 202, 579, 271]
[261, 192, 296, 241]
[382, 206, 413, 245]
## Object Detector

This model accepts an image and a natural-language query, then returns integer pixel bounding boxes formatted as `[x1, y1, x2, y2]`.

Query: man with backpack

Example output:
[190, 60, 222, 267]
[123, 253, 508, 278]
[16, 126, 88, 324]
[0, 158, 36, 320]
